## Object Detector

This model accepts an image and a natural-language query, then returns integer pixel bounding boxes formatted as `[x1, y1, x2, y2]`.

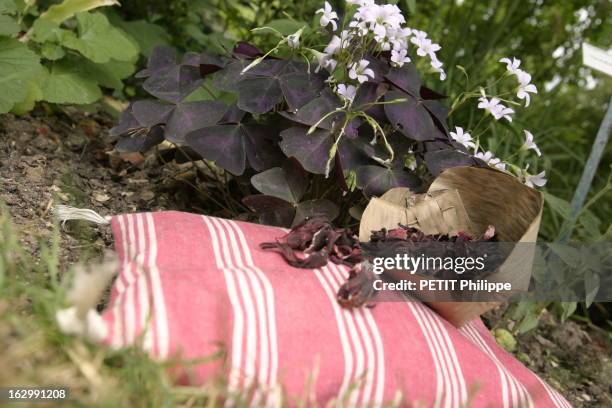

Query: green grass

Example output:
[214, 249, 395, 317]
[0, 207, 202, 407]
[0, 219, 158, 406]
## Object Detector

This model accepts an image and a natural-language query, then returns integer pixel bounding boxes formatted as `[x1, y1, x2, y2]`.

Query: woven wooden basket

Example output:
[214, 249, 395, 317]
[359, 166, 543, 327]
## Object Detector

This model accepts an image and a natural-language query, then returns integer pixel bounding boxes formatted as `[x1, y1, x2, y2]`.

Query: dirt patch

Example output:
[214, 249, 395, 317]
[0, 109, 211, 265]
[1, 110, 610, 407]
[516, 316, 611, 407]
[484, 307, 611, 407]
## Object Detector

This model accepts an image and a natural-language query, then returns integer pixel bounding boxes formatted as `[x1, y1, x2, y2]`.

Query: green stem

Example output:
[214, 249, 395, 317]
[307, 107, 345, 134]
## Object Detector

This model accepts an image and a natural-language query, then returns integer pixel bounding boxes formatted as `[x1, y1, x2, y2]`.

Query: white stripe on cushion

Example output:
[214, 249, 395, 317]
[111, 215, 128, 348]
[463, 323, 534, 408]
[210, 217, 258, 395]
[202, 216, 245, 403]
[408, 301, 452, 408]
[313, 266, 356, 406]
[419, 303, 467, 406]
[218, 218, 273, 405]
[145, 213, 169, 358]
[328, 263, 379, 407]
[227, 220, 280, 407]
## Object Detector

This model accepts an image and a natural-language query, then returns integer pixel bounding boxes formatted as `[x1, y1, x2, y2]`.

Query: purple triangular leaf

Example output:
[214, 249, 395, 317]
[423, 149, 479, 176]
[293, 199, 339, 226]
[135, 46, 177, 78]
[186, 121, 282, 175]
[279, 71, 325, 112]
[233, 42, 263, 58]
[242, 194, 295, 227]
[250, 158, 308, 204]
[352, 82, 388, 110]
[384, 64, 421, 96]
[243, 124, 284, 171]
[344, 117, 363, 139]
[282, 157, 309, 201]
[164, 100, 227, 144]
[246, 59, 289, 77]
[237, 77, 283, 114]
[364, 103, 387, 123]
[420, 86, 447, 100]
[356, 165, 420, 197]
[333, 153, 349, 191]
[219, 104, 247, 124]
[199, 53, 226, 76]
[423, 140, 453, 150]
[251, 168, 293, 202]
[143, 64, 203, 103]
[280, 89, 342, 129]
[210, 59, 249, 92]
[337, 132, 373, 172]
[116, 125, 164, 152]
[131, 100, 175, 128]
[181, 52, 201, 66]
[423, 99, 450, 134]
[185, 125, 246, 175]
[384, 90, 437, 141]
[279, 126, 333, 174]
[109, 104, 139, 137]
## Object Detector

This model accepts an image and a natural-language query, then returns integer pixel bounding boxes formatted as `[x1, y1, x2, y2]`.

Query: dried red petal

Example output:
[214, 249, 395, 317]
[337, 262, 378, 308]
[387, 228, 408, 240]
[261, 218, 497, 310]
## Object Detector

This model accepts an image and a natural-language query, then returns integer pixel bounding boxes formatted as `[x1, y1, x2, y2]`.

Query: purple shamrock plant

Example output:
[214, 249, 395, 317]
[111, 1, 543, 228]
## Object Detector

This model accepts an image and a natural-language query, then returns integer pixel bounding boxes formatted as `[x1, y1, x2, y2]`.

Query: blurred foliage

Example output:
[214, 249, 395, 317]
[404, 0, 611, 330]
[0, 0, 174, 113]
[402, 0, 611, 244]
[116, 0, 323, 53]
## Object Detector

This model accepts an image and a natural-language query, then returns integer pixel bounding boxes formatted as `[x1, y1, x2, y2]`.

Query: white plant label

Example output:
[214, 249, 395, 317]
[582, 43, 612, 77]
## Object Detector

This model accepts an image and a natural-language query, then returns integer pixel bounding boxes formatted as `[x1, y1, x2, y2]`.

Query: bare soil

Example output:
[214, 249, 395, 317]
[0, 110, 610, 407]
[0, 108, 206, 264]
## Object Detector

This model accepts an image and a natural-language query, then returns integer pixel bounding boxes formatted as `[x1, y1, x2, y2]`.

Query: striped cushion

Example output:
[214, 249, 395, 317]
[100, 211, 571, 407]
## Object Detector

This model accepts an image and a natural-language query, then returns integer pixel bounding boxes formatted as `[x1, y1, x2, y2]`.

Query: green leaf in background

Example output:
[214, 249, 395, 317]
[230, 2, 256, 22]
[184, 28, 234, 55]
[516, 312, 540, 333]
[558, 302, 577, 322]
[41, 59, 102, 104]
[584, 270, 600, 308]
[182, 86, 214, 103]
[61, 12, 139, 63]
[0, 14, 19, 36]
[39, 0, 119, 24]
[266, 19, 306, 35]
[548, 243, 581, 268]
[578, 209, 602, 238]
[31, 19, 66, 43]
[510, 301, 542, 333]
[83, 59, 135, 90]
[11, 78, 44, 115]
[40, 43, 66, 60]
[0, 0, 17, 15]
[116, 20, 170, 57]
[0, 38, 43, 113]
[404, 0, 416, 15]
[184, 23, 209, 46]
[542, 192, 572, 220]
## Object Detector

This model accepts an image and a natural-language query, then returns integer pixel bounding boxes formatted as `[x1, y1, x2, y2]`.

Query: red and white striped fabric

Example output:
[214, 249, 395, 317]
[99, 211, 571, 407]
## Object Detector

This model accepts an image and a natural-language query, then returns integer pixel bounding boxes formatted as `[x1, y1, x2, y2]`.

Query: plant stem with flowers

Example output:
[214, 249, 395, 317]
[445, 54, 544, 185]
